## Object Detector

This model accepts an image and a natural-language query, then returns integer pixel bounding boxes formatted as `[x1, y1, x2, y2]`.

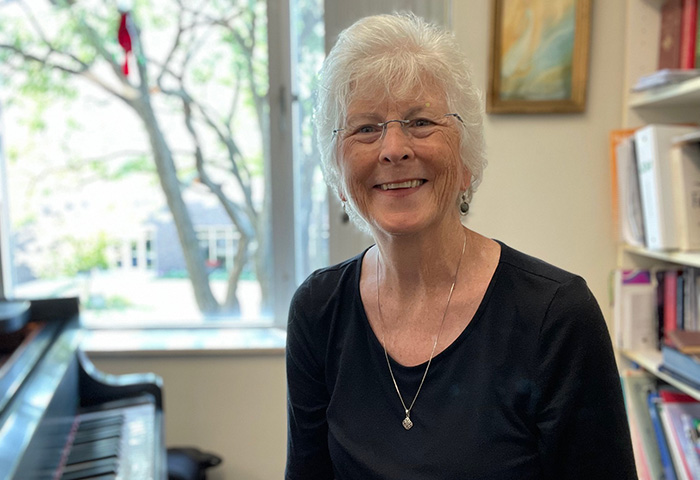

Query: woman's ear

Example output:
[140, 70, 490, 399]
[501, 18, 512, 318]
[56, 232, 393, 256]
[460, 165, 472, 192]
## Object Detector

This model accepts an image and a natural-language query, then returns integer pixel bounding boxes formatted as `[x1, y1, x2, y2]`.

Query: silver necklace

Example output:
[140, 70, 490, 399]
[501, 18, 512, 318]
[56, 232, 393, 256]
[375, 232, 467, 430]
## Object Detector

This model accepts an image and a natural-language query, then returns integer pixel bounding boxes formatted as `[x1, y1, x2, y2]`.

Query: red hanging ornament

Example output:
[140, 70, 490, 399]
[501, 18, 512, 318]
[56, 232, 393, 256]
[117, 11, 132, 76]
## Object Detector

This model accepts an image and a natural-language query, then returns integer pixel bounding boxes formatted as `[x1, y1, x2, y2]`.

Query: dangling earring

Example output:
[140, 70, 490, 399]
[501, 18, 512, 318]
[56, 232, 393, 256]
[459, 192, 470, 216]
[341, 199, 350, 224]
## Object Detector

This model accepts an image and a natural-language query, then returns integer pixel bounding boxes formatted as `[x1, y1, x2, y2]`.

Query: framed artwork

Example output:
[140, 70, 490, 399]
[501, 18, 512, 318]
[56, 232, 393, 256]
[486, 0, 592, 114]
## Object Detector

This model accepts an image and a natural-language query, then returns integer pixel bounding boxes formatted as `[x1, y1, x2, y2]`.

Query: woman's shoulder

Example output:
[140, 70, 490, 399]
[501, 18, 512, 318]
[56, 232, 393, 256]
[290, 248, 368, 310]
[495, 240, 583, 287]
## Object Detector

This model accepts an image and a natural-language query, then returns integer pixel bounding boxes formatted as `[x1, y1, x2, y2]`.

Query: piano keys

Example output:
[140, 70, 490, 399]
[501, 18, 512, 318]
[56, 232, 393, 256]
[0, 297, 166, 479]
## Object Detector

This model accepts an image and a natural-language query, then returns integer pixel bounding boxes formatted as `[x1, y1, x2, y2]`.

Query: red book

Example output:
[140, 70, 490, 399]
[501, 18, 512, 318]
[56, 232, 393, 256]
[660, 0, 684, 69]
[695, 1, 700, 67]
[681, 0, 699, 68]
[659, 387, 698, 403]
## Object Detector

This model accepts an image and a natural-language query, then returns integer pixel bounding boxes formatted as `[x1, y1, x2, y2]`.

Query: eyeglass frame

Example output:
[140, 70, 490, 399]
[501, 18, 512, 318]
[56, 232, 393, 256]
[332, 113, 464, 141]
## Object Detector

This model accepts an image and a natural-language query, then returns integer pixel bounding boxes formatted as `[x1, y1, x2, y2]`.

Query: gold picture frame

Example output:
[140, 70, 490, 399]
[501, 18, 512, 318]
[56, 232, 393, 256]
[486, 0, 592, 114]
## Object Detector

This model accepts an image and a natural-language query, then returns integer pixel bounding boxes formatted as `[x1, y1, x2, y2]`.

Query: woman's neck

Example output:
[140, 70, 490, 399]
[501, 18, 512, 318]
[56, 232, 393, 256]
[373, 221, 469, 295]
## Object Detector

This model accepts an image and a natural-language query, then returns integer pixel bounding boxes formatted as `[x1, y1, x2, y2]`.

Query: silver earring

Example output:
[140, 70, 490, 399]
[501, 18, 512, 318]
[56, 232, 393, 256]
[341, 200, 350, 224]
[459, 193, 469, 216]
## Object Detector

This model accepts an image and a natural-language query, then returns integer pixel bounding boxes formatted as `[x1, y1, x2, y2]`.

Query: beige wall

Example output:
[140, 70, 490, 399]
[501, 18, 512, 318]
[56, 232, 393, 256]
[92, 3, 629, 479]
[90, 351, 287, 480]
[457, 1, 626, 315]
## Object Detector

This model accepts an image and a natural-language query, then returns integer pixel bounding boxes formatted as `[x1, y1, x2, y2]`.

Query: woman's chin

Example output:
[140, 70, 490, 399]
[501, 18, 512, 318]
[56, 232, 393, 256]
[369, 213, 436, 237]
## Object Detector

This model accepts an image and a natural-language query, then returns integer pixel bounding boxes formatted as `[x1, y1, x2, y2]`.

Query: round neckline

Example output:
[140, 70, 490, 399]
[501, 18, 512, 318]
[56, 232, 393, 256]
[355, 240, 505, 370]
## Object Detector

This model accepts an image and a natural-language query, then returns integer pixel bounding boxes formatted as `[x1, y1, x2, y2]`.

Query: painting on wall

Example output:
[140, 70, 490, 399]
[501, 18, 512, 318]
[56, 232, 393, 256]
[486, 0, 592, 114]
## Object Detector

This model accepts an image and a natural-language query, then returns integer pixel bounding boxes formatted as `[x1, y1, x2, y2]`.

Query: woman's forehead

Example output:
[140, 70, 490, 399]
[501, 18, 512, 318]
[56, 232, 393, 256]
[345, 91, 449, 117]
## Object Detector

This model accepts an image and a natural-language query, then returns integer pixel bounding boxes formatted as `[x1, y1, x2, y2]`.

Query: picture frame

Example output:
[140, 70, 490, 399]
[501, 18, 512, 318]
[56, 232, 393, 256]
[486, 0, 592, 114]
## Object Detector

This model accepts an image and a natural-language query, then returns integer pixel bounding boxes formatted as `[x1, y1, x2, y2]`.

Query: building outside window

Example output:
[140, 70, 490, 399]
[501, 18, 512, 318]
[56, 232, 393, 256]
[0, 0, 327, 327]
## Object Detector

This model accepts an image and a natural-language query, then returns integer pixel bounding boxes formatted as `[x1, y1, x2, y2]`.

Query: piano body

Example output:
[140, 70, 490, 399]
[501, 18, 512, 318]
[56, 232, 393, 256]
[0, 297, 166, 479]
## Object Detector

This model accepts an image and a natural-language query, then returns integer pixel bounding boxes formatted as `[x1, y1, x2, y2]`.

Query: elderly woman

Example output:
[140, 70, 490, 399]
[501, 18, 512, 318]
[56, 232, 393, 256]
[286, 12, 636, 480]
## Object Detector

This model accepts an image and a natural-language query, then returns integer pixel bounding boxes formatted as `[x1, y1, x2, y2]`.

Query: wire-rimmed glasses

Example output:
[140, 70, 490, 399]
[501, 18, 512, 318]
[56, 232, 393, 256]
[332, 113, 463, 144]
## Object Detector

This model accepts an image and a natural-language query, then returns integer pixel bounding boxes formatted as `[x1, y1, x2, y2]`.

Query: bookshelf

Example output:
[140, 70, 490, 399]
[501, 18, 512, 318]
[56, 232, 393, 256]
[629, 76, 700, 108]
[618, 1, 700, 397]
[622, 348, 700, 401]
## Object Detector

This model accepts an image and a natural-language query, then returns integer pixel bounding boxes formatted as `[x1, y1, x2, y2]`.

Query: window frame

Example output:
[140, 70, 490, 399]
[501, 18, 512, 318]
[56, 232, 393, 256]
[0, 0, 306, 330]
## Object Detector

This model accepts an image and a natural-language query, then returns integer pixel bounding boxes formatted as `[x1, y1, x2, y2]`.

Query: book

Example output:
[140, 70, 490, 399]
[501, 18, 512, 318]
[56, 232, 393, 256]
[681, 267, 699, 331]
[634, 124, 698, 250]
[696, 4, 700, 68]
[610, 129, 638, 239]
[649, 391, 679, 480]
[621, 370, 666, 479]
[669, 329, 700, 354]
[681, 0, 699, 68]
[666, 270, 681, 343]
[660, 0, 684, 70]
[614, 134, 646, 247]
[661, 345, 700, 386]
[670, 130, 700, 251]
[658, 388, 700, 478]
[613, 269, 657, 351]
[658, 270, 669, 350]
[632, 69, 700, 91]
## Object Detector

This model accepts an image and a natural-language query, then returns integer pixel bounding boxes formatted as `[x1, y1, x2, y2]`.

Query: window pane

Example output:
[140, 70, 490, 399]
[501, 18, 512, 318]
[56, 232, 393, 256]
[0, 0, 323, 327]
[291, 0, 328, 282]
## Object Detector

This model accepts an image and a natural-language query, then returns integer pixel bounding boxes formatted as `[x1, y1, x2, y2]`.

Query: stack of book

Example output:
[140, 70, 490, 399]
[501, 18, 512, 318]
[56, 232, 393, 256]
[631, 0, 700, 92]
[611, 126, 700, 251]
[622, 370, 700, 480]
[657, 0, 700, 72]
[661, 330, 700, 388]
[613, 268, 700, 353]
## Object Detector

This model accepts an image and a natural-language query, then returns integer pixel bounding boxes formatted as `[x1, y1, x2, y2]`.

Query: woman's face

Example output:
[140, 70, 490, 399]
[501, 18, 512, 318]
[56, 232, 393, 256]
[337, 89, 470, 237]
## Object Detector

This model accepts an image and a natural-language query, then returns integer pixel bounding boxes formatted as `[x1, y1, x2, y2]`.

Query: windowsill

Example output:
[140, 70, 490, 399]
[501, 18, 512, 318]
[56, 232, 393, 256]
[81, 326, 287, 356]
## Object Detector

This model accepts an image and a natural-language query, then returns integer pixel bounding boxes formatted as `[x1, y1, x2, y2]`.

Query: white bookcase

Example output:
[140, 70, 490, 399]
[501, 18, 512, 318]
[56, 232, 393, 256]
[619, 0, 700, 400]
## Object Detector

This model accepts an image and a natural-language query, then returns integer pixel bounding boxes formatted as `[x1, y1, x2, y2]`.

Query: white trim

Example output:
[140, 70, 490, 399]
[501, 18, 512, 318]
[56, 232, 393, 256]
[268, 0, 298, 326]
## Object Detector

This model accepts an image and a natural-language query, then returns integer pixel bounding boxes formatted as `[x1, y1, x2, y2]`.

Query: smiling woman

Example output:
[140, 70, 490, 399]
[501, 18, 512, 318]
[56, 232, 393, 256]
[285, 12, 637, 480]
[336, 91, 467, 238]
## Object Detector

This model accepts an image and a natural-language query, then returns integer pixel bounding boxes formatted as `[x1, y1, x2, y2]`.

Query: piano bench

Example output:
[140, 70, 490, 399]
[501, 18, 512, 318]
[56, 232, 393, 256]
[167, 447, 222, 480]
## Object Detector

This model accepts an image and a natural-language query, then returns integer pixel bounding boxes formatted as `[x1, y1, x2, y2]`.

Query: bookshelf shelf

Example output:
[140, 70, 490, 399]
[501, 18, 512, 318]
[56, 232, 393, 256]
[622, 349, 700, 401]
[624, 245, 700, 268]
[629, 76, 700, 108]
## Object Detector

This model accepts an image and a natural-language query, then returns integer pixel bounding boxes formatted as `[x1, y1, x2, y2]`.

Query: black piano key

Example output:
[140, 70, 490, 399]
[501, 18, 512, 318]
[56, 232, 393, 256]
[62, 457, 119, 474]
[60, 463, 117, 480]
[68, 476, 116, 480]
[73, 426, 122, 444]
[77, 415, 124, 430]
[69, 437, 120, 454]
[66, 441, 120, 465]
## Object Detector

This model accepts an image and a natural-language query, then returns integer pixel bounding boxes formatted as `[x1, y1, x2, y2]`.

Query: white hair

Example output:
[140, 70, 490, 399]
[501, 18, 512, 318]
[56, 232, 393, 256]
[315, 12, 486, 232]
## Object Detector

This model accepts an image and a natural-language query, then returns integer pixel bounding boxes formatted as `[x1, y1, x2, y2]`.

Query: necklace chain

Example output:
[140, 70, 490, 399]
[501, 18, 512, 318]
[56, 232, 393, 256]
[376, 231, 467, 430]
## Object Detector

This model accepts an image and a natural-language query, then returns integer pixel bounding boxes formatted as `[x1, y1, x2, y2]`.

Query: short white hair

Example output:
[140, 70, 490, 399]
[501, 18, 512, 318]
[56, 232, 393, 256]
[315, 12, 486, 231]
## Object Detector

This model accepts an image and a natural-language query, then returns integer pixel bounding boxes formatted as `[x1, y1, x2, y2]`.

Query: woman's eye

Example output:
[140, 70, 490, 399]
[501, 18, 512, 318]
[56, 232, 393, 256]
[357, 125, 380, 134]
[411, 118, 435, 128]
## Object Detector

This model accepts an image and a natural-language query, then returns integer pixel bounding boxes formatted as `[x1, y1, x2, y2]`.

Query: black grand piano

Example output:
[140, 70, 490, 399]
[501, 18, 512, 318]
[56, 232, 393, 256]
[0, 297, 166, 479]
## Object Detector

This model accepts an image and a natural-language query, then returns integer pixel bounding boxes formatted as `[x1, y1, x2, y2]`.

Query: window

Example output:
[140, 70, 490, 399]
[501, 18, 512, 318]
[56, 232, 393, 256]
[0, 0, 326, 327]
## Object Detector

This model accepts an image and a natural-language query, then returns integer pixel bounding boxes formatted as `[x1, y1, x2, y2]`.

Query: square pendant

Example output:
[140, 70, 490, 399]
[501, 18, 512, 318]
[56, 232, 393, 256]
[402, 416, 413, 430]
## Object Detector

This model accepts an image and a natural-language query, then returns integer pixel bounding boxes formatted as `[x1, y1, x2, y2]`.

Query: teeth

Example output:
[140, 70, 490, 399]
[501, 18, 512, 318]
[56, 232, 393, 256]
[380, 180, 423, 190]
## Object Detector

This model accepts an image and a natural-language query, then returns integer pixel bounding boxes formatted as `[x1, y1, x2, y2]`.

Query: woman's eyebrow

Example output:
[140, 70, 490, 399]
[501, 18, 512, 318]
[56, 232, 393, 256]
[345, 112, 384, 123]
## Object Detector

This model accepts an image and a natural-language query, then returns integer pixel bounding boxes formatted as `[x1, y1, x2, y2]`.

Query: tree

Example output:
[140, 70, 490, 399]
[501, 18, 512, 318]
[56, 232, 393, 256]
[0, 0, 324, 315]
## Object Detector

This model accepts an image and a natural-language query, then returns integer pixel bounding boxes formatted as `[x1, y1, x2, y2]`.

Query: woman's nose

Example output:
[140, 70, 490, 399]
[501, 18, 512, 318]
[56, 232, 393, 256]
[378, 122, 413, 163]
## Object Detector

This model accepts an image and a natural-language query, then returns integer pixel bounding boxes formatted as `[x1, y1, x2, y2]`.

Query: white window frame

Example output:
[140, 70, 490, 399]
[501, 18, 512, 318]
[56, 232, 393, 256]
[0, 0, 304, 329]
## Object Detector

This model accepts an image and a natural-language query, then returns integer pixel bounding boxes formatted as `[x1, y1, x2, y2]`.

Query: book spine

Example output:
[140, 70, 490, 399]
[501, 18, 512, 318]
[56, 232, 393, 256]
[636, 127, 666, 250]
[660, 0, 684, 69]
[681, 0, 699, 68]
[649, 392, 679, 480]
[662, 346, 700, 384]
[665, 270, 680, 343]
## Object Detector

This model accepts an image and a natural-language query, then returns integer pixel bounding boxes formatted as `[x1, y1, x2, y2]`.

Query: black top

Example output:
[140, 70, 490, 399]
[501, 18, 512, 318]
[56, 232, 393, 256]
[286, 241, 637, 480]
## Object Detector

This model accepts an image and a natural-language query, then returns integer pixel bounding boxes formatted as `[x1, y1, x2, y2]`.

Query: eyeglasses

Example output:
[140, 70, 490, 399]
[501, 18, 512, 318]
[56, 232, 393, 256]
[332, 113, 463, 144]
